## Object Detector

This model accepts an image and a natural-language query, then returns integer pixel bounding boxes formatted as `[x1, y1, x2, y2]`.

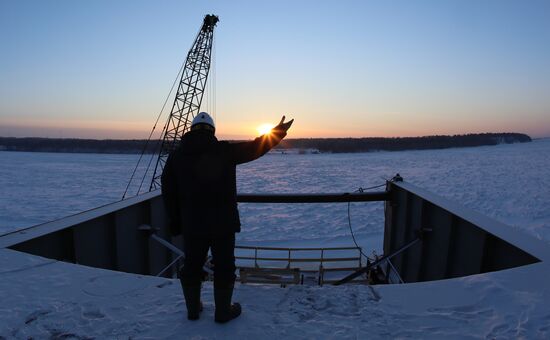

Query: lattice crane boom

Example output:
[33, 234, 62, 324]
[150, 14, 219, 190]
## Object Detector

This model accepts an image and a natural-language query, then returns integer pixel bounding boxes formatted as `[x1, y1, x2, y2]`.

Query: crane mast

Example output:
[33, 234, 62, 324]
[150, 14, 219, 190]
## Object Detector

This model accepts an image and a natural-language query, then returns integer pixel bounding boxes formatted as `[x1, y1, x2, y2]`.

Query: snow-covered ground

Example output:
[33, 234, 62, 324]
[2, 243, 550, 339]
[2, 139, 549, 249]
[1, 139, 550, 338]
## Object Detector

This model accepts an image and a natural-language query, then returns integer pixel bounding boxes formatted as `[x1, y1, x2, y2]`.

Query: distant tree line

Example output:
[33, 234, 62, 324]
[0, 137, 161, 154]
[278, 133, 532, 153]
[0, 133, 532, 155]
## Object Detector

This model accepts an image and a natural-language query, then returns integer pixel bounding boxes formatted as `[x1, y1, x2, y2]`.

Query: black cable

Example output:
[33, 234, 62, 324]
[346, 183, 387, 262]
[121, 57, 186, 199]
[355, 183, 386, 192]
[136, 124, 167, 195]
[347, 176, 402, 263]
[122, 24, 204, 199]
[348, 200, 368, 260]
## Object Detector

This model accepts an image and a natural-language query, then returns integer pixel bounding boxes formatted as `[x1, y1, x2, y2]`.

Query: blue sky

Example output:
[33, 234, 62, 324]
[1, 0, 549, 139]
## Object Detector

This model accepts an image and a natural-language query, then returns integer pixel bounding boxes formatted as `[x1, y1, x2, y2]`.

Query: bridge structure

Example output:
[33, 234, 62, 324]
[1, 179, 545, 286]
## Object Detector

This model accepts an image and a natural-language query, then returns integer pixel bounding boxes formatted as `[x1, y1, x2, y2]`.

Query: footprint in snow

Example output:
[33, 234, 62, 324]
[82, 309, 105, 320]
[24, 309, 51, 324]
[156, 280, 173, 288]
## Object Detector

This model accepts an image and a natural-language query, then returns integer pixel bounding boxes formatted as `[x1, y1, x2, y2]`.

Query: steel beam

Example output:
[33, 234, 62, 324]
[236, 191, 389, 203]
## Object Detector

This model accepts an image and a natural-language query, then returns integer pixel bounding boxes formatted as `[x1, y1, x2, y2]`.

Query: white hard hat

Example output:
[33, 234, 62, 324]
[191, 112, 215, 130]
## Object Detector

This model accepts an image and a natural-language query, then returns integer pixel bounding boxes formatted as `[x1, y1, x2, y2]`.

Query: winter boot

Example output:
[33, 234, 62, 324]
[178, 265, 204, 320]
[214, 285, 241, 323]
[182, 284, 203, 320]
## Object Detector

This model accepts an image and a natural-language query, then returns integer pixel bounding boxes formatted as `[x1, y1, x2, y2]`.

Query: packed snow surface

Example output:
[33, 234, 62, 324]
[1, 139, 550, 338]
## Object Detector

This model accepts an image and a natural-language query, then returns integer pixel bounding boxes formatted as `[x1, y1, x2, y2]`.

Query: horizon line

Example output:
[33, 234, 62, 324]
[1, 132, 546, 141]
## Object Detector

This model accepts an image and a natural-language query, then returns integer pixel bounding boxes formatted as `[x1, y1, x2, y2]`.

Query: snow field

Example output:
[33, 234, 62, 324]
[2, 139, 549, 251]
[1, 139, 549, 338]
[2, 247, 550, 339]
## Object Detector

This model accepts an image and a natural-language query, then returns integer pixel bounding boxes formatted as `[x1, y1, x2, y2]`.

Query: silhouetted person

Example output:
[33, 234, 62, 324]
[161, 112, 293, 323]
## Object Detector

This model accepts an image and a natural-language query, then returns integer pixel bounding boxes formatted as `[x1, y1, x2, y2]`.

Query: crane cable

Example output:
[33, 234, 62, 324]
[122, 26, 203, 199]
[206, 33, 217, 120]
[121, 60, 185, 199]
[213, 32, 217, 121]
[137, 26, 217, 195]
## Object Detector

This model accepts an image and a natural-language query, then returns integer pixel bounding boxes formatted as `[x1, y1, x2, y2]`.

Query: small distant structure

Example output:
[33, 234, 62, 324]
[270, 148, 320, 155]
[298, 148, 320, 155]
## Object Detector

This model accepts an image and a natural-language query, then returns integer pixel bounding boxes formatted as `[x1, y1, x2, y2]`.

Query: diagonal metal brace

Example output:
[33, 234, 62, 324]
[333, 237, 421, 285]
[138, 224, 213, 276]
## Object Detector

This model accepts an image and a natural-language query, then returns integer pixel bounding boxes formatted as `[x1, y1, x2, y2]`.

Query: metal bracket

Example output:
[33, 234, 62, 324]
[392, 173, 403, 182]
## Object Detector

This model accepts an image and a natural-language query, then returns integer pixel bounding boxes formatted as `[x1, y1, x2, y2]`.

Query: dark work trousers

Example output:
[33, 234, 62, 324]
[180, 234, 237, 288]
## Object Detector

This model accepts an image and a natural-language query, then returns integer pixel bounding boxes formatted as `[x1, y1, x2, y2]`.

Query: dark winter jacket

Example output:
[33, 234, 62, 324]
[161, 129, 286, 237]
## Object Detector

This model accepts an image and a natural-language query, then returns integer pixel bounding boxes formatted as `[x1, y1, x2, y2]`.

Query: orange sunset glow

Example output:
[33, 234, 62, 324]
[1, 2, 549, 140]
[256, 124, 275, 136]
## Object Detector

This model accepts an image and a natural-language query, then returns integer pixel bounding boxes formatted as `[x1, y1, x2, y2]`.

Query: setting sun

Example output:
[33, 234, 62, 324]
[257, 123, 274, 136]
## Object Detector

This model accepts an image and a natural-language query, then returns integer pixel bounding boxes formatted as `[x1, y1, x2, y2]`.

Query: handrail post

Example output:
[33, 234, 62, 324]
[319, 249, 325, 286]
[287, 249, 291, 269]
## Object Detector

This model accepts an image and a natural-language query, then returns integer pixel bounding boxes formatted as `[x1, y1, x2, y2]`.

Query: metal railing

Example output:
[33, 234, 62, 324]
[235, 245, 362, 269]
[235, 245, 367, 285]
[141, 190, 389, 282]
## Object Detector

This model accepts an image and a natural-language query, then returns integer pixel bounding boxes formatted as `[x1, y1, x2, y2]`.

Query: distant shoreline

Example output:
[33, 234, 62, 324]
[0, 133, 532, 155]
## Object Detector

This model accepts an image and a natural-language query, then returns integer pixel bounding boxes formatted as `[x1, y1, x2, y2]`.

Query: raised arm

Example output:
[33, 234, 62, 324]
[229, 116, 294, 165]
